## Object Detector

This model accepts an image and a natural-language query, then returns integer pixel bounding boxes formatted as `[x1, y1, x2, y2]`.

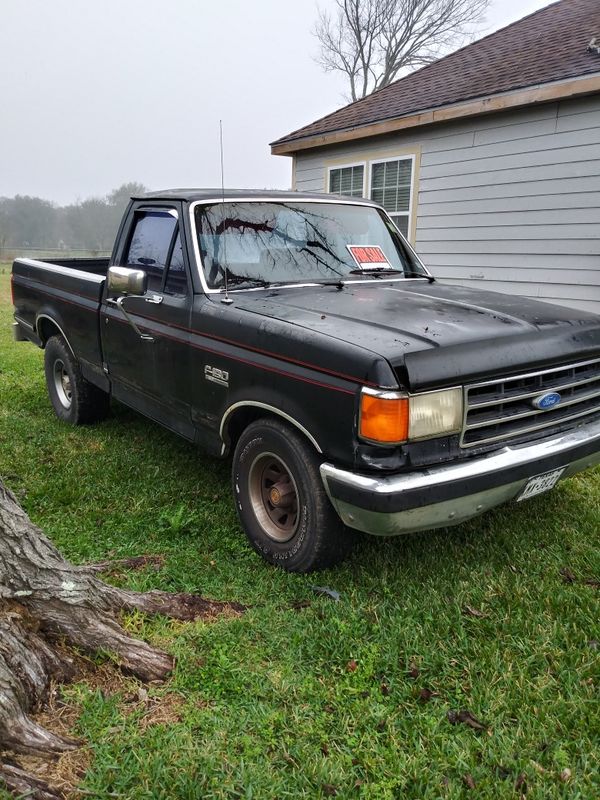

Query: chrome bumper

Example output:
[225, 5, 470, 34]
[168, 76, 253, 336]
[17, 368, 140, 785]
[320, 418, 600, 536]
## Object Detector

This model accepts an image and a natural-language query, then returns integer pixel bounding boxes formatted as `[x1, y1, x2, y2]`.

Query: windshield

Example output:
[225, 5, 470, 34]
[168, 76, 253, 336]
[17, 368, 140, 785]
[194, 201, 427, 289]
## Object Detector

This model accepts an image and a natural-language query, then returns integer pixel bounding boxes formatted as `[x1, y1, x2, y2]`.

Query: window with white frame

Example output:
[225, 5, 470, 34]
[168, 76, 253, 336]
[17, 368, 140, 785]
[369, 158, 413, 238]
[326, 154, 416, 239]
[328, 165, 365, 198]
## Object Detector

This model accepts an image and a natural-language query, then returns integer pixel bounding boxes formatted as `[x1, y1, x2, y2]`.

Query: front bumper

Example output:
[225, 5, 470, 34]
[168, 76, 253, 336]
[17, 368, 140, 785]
[320, 418, 600, 536]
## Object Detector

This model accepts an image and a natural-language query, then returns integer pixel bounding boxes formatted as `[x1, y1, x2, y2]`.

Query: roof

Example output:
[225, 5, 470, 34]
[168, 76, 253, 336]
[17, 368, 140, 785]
[272, 0, 600, 154]
[135, 188, 378, 204]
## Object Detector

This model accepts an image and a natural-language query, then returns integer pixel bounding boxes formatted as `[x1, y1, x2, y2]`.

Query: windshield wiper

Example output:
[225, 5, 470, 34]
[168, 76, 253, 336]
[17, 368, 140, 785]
[348, 268, 404, 277]
[314, 279, 345, 289]
[224, 275, 271, 290]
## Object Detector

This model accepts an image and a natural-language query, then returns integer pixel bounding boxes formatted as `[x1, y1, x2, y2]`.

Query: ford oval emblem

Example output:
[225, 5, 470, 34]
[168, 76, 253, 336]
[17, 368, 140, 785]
[532, 391, 561, 410]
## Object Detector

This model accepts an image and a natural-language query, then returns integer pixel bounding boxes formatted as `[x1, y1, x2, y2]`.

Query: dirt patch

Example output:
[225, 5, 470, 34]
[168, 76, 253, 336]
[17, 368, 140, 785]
[14, 678, 90, 799]
[9, 658, 184, 797]
[142, 592, 246, 621]
[125, 691, 186, 732]
[87, 553, 166, 574]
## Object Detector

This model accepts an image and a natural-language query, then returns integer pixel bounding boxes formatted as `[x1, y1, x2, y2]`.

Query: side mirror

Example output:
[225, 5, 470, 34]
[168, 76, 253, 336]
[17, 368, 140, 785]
[107, 266, 147, 298]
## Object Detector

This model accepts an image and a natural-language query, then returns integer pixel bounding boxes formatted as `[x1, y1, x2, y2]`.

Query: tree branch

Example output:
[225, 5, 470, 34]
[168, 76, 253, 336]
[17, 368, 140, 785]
[314, 0, 490, 99]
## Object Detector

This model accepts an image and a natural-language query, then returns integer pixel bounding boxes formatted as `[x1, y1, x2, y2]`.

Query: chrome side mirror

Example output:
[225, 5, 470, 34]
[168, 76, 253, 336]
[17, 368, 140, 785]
[107, 266, 147, 298]
[106, 267, 153, 341]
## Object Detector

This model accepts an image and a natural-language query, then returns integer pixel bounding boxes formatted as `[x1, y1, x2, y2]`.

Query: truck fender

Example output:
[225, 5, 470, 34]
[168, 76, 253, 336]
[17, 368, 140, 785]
[219, 401, 323, 457]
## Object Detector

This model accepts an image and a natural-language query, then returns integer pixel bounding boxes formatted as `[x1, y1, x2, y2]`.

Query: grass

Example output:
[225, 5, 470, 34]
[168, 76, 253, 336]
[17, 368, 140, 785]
[0, 262, 598, 799]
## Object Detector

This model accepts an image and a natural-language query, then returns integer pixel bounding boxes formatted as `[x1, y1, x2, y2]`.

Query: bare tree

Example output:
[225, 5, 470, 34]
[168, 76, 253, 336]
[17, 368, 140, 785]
[0, 480, 242, 798]
[314, 0, 490, 101]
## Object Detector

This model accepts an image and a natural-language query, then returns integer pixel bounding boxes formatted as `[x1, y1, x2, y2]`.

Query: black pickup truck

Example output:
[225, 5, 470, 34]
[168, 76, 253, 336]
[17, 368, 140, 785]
[11, 189, 600, 571]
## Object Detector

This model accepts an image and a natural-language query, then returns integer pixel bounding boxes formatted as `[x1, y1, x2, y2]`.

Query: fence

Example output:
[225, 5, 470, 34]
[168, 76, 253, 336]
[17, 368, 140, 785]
[0, 247, 111, 262]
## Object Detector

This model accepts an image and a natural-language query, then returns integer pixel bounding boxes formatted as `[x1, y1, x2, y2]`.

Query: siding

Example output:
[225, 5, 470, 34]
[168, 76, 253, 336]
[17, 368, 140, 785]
[292, 95, 600, 313]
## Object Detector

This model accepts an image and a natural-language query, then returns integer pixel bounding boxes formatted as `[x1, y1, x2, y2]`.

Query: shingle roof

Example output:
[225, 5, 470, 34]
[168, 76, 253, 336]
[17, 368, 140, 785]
[272, 0, 600, 149]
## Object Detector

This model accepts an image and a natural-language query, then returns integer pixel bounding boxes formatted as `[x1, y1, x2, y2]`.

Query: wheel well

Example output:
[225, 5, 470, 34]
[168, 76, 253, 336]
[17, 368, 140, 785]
[223, 405, 322, 455]
[36, 317, 62, 347]
[225, 407, 271, 452]
[36, 317, 77, 356]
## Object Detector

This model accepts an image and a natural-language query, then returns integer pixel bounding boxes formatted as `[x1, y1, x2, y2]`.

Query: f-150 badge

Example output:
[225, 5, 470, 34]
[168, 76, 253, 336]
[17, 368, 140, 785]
[205, 365, 229, 387]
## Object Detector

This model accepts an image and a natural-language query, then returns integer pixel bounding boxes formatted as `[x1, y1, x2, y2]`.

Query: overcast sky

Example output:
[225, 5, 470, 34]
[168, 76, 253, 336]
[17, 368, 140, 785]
[1, 0, 553, 205]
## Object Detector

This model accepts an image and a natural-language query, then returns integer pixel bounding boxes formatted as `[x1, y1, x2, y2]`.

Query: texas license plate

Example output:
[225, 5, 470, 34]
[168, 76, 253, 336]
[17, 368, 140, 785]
[516, 467, 566, 502]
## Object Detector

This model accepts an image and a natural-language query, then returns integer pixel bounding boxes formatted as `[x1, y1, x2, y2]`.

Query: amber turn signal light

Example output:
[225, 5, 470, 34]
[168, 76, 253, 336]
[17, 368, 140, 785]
[359, 391, 409, 444]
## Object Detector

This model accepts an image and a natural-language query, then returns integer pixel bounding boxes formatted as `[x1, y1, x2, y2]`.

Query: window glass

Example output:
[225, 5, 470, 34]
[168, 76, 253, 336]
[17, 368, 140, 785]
[370, 159, 412, 238]
[164, 233, 187, 296]
[195, 201, 426, 289]
[329, 165, 364, 198]
[125, 211, 177, 291]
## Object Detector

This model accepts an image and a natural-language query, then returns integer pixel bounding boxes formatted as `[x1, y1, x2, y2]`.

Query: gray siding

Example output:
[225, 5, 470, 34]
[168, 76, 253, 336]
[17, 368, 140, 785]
[292, 95, 600, 313]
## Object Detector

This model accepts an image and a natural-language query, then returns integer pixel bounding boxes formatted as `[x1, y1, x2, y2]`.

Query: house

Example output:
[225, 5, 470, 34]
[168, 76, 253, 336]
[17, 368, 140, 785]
[270, 0, 600, 313]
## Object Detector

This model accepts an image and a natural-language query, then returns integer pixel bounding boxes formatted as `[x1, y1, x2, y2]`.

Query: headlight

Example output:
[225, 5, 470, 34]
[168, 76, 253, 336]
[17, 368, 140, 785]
[359, 387, 463, 445]
[408, 387, 463, 440]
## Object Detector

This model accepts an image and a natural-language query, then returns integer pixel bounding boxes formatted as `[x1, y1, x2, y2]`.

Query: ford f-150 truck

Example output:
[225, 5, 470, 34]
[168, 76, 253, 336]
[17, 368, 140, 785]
[11, 189, 600, 571]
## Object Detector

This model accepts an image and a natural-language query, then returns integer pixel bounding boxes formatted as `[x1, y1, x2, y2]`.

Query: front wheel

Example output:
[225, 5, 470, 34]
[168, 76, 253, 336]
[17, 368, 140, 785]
[44, 335, 109, 425]
[232, 418, 353, 572]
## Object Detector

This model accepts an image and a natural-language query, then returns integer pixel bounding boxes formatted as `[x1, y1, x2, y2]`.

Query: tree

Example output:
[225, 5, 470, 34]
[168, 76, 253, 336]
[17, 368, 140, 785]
[314, 0, 490, 101]
[105, 182, 148, 250]
[0, 195, 58, 249]
[107, 181, 147, 212]
[62, 197, 115, 252]
[0, 201, 9, 254]
[0, 183, 147, 256]
[0, 479, 241, 799]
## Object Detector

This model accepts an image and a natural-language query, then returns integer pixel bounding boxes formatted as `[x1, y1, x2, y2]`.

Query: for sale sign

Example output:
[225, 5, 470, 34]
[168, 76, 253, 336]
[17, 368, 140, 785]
[347, 245, 392, 270]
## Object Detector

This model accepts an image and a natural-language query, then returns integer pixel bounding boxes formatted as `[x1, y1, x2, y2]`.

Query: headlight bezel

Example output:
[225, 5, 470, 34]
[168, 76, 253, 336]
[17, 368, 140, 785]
[359, 385, 463, 446]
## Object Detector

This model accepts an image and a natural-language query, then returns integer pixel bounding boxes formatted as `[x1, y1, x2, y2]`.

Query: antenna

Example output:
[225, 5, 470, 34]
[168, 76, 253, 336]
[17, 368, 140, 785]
[219, 120, 233, 305]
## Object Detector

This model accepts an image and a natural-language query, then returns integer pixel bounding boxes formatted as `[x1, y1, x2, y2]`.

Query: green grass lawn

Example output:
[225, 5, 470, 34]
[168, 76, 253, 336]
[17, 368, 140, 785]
[0, 264, 598, 799]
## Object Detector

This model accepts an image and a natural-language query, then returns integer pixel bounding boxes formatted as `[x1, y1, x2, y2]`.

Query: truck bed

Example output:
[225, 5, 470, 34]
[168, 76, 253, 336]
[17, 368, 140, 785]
[11, 257, 107, 386]
[38, 257, 110, 275]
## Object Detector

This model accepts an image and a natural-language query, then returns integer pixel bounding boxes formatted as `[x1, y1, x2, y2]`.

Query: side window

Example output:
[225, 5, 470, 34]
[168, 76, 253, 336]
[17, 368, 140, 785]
[125, 210, 178, 292]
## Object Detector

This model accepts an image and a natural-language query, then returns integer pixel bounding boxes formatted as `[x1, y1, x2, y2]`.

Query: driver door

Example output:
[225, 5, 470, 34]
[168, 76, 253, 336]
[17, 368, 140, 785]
[101, 203, 194, 439]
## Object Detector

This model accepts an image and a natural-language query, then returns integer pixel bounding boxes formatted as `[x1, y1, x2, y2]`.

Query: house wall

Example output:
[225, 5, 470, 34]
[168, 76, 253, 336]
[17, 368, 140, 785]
[292, 94, 600, 313]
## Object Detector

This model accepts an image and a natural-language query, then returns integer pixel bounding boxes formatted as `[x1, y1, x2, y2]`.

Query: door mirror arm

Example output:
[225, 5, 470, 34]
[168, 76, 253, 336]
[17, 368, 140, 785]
[115, 296, 154, 341]
[106, 266, 154, 341]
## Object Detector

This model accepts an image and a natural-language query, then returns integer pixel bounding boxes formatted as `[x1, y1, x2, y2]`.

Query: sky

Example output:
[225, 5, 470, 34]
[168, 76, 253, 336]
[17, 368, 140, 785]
[1, 0, 554, 205]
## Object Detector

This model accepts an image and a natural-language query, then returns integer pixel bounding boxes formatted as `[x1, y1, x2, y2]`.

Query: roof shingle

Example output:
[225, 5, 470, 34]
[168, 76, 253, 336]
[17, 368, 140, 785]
[272, 0, 600, 148]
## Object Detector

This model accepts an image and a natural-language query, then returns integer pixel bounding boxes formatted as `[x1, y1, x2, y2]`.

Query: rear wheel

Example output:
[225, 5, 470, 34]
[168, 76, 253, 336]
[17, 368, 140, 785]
[44, 335, 109, 425]
[232, 418, 353, 572]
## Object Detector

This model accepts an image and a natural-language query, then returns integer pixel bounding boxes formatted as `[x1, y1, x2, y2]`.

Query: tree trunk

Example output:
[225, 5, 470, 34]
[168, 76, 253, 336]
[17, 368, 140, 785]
[0, 481, 242, 798]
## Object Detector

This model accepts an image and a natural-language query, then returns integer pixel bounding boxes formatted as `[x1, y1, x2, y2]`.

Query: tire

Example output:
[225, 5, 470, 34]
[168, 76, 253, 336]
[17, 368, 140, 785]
[232, 418, 353, 572]
[44, 335, 110, 425]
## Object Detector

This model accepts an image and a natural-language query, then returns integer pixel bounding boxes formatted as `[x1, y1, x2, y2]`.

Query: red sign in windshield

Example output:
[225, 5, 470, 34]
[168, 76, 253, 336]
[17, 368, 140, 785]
[347, 245, 391, 269]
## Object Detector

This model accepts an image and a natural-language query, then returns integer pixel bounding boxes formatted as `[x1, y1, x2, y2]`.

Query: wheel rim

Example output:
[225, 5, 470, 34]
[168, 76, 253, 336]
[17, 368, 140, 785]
[248, 452, 299, 543]
[53, 359, 72, 409]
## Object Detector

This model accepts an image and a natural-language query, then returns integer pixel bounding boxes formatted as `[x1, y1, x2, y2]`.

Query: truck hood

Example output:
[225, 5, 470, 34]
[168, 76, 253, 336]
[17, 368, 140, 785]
[233, 280, 600, 390]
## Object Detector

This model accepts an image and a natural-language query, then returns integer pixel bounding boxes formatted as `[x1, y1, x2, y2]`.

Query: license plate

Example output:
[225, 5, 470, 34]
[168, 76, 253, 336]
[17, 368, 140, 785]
[516, 467, 565, 502]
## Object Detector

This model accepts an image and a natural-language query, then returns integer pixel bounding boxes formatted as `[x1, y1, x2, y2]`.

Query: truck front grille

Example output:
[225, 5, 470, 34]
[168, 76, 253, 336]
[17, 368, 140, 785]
[461, 358, 600, 448]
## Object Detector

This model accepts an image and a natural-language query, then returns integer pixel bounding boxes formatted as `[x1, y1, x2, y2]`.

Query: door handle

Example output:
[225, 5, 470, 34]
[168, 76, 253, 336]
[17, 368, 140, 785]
[145, 294, 163, 305]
